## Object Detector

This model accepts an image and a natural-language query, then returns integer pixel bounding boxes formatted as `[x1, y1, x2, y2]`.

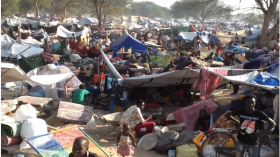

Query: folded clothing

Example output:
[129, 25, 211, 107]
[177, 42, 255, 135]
[1, 123, 22, 137]
[1, 134, 22, 146]
[1, 100, 18, 116]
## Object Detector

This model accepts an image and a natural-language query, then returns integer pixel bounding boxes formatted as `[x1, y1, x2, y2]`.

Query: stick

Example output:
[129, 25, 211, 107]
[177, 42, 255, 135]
[1, 69, 11, 80]
[21, 81, 24, 96]
[191, 69, 202, 105]
[63, 67, 80, 101]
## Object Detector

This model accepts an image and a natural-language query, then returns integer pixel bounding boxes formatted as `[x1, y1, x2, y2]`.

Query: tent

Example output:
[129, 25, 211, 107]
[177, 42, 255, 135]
[1, 63, 74, 86]
[129, 16, 138, 22]
[56, 25, 89, 38]
[199, 34, 220, 44]
[245, 30, 262, 42]
[178, 32, 197, 42]
[121, 21, 142, 29]
[81, 17, 98, 24]
[121, 15, 129, 21]
[21, 38, 44, 48]
[110, 31, 149, 55]
[1, 34, 44, 59]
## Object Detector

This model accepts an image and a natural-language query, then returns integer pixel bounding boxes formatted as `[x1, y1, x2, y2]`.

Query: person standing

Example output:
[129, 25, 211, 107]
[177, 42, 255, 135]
[162, 34, 168, 50]
[225, 94, 276, 157]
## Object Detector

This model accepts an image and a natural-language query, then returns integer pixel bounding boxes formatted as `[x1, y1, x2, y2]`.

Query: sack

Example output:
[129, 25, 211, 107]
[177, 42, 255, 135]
[85, 116, 97, 130]
[20, 118, 48, 150]
[176, 144, 198, 157]
[15, 104, 37, 122]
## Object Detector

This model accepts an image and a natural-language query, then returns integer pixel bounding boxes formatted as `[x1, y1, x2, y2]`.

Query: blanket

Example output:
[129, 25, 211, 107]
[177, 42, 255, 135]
[1, 134, 22, 146]
[173, 99, 218, 131]
[1, 100, 17, 116]
[1, 123, 22, 137]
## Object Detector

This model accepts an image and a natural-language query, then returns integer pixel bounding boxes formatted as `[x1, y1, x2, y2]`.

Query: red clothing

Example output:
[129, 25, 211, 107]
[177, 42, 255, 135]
[69, 40, 76, 49]
[193, 67, 228, 99]
[133, 122, 156, 137]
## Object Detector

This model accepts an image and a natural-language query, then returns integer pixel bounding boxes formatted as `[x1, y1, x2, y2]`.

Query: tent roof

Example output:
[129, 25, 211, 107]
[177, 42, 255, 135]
[81, 17, 98, 24]
[178, 32, 197, 40]
[1, 63, 74, 85]
[121, 21, 142, 29]
[109, 31, 148, 54]
[21, 38, 44, 48]
[245, 30, 262, 42]
[56, 25, 89, 38]
[199, 34, 220, 44]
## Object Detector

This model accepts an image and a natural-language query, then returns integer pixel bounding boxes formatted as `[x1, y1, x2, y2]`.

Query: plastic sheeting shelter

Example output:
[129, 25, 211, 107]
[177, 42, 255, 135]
[81, 17, 98, 24]
[121, 21, 142, 29]
[178, 32, 197, 42]
[1, 63, 74, 86]
[1, 34, 44, 59]
[109, 32, 149, 55]
[199, 34, 220, 44]
[245, 30, 262, 42]
[56, 25, 89, 38]
[100, 49, 123, 80]
[21, 38, 44, 48]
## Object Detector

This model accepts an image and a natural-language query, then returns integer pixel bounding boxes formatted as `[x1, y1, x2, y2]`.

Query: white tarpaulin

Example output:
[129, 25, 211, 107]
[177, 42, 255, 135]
[56, 25, 89, 38]
[178, 32, 197, 40]
[1, 34, 44, 59]
[66, 18, 79, 24]
[100, 49, 123, 80]
[121, 21, 142, 29]
[124, 69, 199, 87]
[1, 63, 74, 86]
[208, 68, 279, 92]
[21, 38, 44, 48]
[81, 17, 98, 24]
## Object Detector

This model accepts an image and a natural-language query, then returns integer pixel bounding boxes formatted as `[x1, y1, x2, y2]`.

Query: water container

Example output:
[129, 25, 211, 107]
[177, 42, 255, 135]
[192, 133, 205, 149]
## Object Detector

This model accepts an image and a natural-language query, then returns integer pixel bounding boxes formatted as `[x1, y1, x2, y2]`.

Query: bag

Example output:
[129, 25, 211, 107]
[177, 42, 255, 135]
[20, 118, 48, 150]
[15, 104, 37, 122]
[85, 116, 97, 130]
[176, 144, 198, 157]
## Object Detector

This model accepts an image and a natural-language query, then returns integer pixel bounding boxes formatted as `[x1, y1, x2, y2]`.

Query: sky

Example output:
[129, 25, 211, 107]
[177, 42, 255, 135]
[134, 0, 257, 12]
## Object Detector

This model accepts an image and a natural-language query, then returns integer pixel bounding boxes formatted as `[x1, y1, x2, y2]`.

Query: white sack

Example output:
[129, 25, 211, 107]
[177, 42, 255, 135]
[85, 116, 97, 130]
[15, 104, 37, 122]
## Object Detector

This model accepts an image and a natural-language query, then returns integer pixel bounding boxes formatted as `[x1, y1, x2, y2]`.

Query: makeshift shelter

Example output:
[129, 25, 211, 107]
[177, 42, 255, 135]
[1, 34, 44, 59]
[21, 38, 44, 48]
[65, 18, 79, 24]
[109, 31, 149, 55]
[56, 25, 89, 38]
[172, 26, 190, 32]
[121, 15, 129, 21]
[199, 34, 220, 45]
[129, 16, 139, 22]
[245, 30, 262, 42]
[121, 21, 142, 29]
[81, 17, 98, 24]
[178, 32, 197, 42]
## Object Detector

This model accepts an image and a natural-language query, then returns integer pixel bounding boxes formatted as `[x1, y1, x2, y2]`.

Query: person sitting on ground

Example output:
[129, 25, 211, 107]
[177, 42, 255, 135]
[72, 84, 93, 105]
[109, 87, 129, 113]
[119, 99, 155, 138]
[194, 109, 210, 132]
[69, 137, 98, 157]
[225, 94, 276, 157]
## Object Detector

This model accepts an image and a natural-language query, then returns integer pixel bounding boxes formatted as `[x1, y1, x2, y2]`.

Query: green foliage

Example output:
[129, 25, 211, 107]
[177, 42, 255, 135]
[1, 0, 20, 15]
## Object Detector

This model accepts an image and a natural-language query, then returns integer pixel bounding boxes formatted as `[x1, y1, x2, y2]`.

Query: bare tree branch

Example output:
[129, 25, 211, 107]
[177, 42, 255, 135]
[255, 0, 268, 13]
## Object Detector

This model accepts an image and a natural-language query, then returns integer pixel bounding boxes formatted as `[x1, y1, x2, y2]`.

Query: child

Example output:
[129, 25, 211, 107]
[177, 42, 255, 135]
[69, 137, 98, 157]
[117, 123, 136, 157]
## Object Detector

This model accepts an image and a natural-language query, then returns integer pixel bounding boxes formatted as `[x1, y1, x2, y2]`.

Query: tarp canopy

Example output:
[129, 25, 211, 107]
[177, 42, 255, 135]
[121, 15, 129, 21]
[1, 34, 44, 59]
[178, 32, 197, 41]
[172, 26, 191, 32]
[110, 31, 148, 55]
[66, 18, 79, 24]
[245, 30, 262, 42]
[1, 63, 74, 86]
[100, 49, 123, 80]
[81, 17, 98, 24]
[56, 25, 89, 38]
[209, 68, 279, 93]
[21, 38, 44, 48]
[121, 21, 142, 29]
[124, 68, 199, 87]
[199, 34, 220, 44]
[129, 16, 138, 22]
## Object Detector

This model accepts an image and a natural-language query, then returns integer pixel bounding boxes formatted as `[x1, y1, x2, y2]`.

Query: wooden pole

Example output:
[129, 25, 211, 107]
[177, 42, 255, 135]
[21, 81, 24, 96]
[63, 67, 80, 101]
[1, 69, 11, 80]
[97, 54, 101, 83]
[190, 69, 202, 105]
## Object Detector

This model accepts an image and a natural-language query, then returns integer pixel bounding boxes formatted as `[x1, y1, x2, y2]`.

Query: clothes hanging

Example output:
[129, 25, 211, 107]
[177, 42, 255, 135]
[193, 67, 228, 99]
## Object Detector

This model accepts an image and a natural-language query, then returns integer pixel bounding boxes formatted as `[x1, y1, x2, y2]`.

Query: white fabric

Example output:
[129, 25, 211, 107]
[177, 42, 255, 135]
[15, 104, 37, 122]
[101, 49, 123, 80]
[273, 95, 279, 122]
[178, 32, 197, 40]
[166, 113, 175, 121]
[21, 38, 44, 48]
[81, 17, 98, 24]
[20, 118, 48, 150]
[121, 21, 142, 29]
[138, 133, 158, 151]
[1, 43, 44, 59]
[70, 54, 82, 62]
[85, 116, 97, 130]
[56, 25, 89, 38]
[48, 21, 59, 26]
[66, 18, 79, 24]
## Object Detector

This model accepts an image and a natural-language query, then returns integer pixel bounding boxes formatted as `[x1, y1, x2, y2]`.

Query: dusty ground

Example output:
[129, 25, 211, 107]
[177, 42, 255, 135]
[1, 84, 247, 157]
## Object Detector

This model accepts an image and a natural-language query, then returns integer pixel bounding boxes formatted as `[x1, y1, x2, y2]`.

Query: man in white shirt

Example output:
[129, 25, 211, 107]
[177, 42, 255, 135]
[162, 34, 169, 49]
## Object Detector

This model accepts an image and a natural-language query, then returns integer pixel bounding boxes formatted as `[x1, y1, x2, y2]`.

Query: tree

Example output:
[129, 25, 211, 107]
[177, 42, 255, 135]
[172, 0, 233, 25]
[171, 1, 192, 20]
[1, 0, 20, 16]
[19, 0, 34, 14]
[90, 0, 130, 30]
[252, 0, 279, 47]
[31, 0, 52, 17]
[51, 0, 78, 22]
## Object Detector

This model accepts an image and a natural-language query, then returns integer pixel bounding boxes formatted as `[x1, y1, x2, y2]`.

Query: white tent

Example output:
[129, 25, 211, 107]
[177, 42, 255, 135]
[56, 25, 89, 38]
[21, 38, 44, 48]
[1, 63, 74, 86]
[121, 21, 142, 29]
[81, 17, 98, 24]
[1, 34, 44, 59]
[178, 32, 197, 40]
[66, 18, 79, 24]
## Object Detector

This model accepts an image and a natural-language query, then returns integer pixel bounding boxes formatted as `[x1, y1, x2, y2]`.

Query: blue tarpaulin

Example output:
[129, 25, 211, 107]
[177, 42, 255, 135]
[81, 17, 98, 24]
[199, 34, 220, 44]
[250, 72, 279, 86]
[110, 32, 149, 55]
[245, 30, 262, 42]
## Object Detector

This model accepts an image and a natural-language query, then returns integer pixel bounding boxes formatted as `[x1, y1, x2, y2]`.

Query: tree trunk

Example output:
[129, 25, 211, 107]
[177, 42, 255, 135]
[35, 1, 40, 18]
[258, 12, 273, 47]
